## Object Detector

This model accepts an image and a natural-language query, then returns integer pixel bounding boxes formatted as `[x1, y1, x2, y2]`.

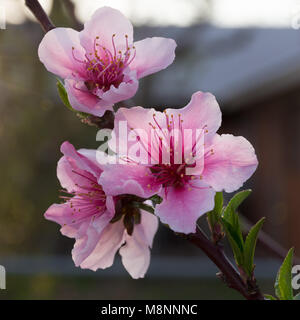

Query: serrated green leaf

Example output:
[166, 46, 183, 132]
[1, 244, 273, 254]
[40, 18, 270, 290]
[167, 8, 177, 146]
[243, 217, 265, 277]
[293, 293, 300, 300]
[275, 248, 294, 300]
[264, 294, 277, 300]
[221, 218, 244, 266]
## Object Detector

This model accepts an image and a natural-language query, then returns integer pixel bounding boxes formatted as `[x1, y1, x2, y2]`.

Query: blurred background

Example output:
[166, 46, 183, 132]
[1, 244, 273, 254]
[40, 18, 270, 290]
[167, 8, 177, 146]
[0, 0, 300, 299]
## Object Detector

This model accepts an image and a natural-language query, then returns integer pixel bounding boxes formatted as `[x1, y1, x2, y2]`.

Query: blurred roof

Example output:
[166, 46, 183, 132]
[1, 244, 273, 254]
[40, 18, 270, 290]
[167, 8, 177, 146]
[135, 26, 300, 109]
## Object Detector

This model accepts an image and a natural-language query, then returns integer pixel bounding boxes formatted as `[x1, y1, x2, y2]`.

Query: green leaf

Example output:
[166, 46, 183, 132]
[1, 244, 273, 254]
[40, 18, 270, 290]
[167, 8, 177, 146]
[264, 294, 277, 300]
[222, 190, 251, 246]
[223, 190, 252, 223]
[214, 192, 223, 215]
[221, 191, 252, 263]
[293, 293, 300, 300]
[56, 80, 89, 117]
[243, 217, 266, 277]
[56, 80, 75, 112]
[207, 192, 223, 226]
[221, 218, 244, 266]
[275, 248, 294, 300]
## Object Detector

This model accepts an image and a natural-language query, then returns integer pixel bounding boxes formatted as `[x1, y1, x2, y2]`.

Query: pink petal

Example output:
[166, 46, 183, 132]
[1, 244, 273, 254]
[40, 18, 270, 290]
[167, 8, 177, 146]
[61, 141, 102, 177]
[101, 70, 138, 104]
[112, 106, 156, 156]
[77, 148, 102, 172]
[65, 79, 114, 117]
[38, 28, 86, 79]
[130, 37, 177, 79]
[202, 134, 258, 193]
[57, 141, 102, 192]
[119, 210, 158, 279]
[44, 202, 75, 226]
[72, 211, 114, 267]
[167, 91, 222, 141]
[60, 224, 77, 238]
[79, 7, 133, 56]
[114, 106, 155, 134]
[99, 164, 161, 198]
[138, 209, 159, 248]
[105, 196, 116, 216]
[78, 219, 125, 271]
[119, 237, 149, 279]
[155, 181, 215, 234]
[45, 202, 114, 268]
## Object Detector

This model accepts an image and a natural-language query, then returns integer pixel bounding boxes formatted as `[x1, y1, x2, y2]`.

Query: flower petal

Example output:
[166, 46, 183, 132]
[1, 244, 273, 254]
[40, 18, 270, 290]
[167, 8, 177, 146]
[203, 134, 258, 193]
[138, 209, 159, 248]
[101, 70, 138, 104]
[72, 210, 115, 268]
[38, 28, 86, 79]
[130, 37, 176, 79]
[167, 91, 222, 141]
[44, 203, 114, 268]
[78, 219, 125, 271]
[65, 79, 114, 117]
[79, 7, 133, 55]
[99, 164, 161, 198]
[57, 141, 102, 192]
[111, 106, 156, 156]
[155, 181, 215, 234]
[120, 210, 158, 279]
[44, 202, 75, 226]
[61, 141, 102, 177]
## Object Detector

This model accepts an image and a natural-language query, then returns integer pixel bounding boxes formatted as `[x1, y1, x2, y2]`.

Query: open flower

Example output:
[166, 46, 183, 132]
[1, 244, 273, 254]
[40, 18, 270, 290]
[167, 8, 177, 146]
[38, 6, 176, 117]
[99, 91, 258, 234]
[44, 141, 158, 279]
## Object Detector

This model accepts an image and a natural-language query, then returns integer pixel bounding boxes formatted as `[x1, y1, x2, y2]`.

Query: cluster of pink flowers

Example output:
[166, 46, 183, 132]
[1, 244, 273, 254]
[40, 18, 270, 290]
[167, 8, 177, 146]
[42, 7, 258, 278]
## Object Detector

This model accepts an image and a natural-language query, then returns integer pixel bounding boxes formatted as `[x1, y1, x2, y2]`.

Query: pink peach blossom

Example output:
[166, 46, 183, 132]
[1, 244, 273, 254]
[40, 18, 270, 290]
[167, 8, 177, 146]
[99, 91, 258, 234]
[44, 141, 158, 279]
[38, 7, 176, 117]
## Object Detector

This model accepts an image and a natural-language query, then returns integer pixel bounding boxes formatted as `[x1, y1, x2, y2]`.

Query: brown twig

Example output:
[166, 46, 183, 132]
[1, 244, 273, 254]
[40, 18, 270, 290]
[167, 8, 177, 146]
[25, 0, 55, 32]
[79, 111, 115, 129]
[187, 226, 265, 300]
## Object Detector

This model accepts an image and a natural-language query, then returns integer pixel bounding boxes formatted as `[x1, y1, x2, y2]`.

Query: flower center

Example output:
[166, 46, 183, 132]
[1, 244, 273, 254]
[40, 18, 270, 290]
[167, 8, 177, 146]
[60, 170, 106, 223]
[146, 111, 212, 193]
[72, 34, 136, 93]
[150, 163, 194, 188]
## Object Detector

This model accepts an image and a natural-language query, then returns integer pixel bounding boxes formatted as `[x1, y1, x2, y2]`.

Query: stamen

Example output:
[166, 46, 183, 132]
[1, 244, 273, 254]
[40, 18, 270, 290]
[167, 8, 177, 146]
[59, 169, 106, 226]
[72, 33, 136, 92]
